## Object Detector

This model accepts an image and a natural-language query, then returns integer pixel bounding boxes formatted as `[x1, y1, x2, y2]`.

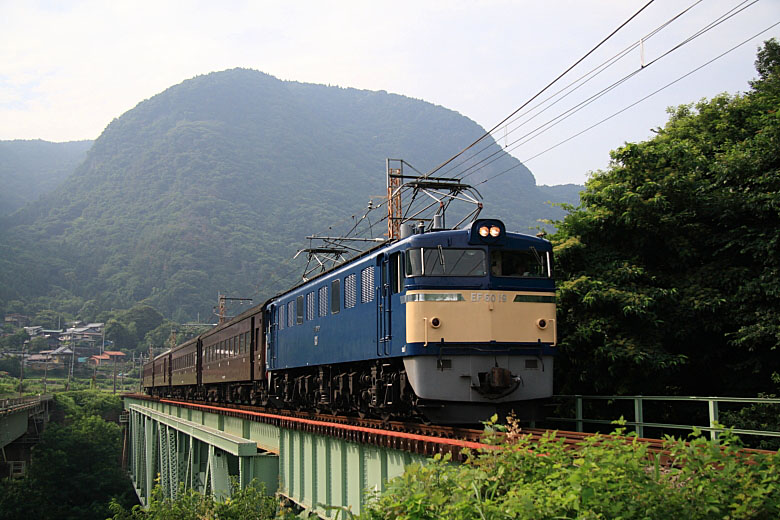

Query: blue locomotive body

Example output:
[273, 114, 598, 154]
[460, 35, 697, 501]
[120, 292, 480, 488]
[265, 219, 556, 422]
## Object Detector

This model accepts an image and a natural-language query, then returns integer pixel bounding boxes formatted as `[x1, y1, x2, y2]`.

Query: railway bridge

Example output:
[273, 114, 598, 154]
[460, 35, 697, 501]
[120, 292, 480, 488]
[0, 395, 51, 478]
[123, 395, 484, 517]
[123, 394, 780, 518]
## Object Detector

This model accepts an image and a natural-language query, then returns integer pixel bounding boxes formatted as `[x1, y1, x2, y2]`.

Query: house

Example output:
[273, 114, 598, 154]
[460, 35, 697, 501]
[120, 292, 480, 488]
[60, 323, 104, 349]
[4, 314, 30, 328]
[23, 326, 43, 337]
[89, 354, 111, 366]
[49, 346, 74, 365]
[91, 350, 125, 366]
[27, 353, 53, 370]
[41, 330, 63, 348]
[103, 351, 126, 361]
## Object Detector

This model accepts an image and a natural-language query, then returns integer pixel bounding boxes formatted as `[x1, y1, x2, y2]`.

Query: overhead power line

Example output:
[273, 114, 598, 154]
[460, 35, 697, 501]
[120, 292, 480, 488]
[423, 0, 656, 179]
[450, 0, 763, 183]
[474, 19, 780, 188]
[437, 0, 708, 181]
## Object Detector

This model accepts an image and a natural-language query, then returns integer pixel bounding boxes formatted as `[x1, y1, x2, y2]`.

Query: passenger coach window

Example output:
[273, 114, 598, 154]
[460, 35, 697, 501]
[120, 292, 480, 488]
[490, 249, 550, 278]
[405, 248, 486, 277]
[331, 279, 341, 314]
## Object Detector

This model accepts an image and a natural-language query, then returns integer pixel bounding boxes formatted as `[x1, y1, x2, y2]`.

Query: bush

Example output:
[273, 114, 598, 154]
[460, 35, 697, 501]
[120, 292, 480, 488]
[361, 419, 780, 520]
[109, 480, 286, 520]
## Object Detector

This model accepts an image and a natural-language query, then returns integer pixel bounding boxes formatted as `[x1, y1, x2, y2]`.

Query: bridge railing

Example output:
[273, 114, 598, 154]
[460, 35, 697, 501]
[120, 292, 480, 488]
[548, 395, 780, 442]
[0, 395, 52, 417]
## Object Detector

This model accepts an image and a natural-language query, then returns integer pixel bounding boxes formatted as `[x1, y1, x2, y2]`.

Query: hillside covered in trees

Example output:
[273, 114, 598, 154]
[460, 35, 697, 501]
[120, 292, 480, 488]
[552, 39, 780, 397]
[0, 69, 578, 322]
[0, 139, 92, 216]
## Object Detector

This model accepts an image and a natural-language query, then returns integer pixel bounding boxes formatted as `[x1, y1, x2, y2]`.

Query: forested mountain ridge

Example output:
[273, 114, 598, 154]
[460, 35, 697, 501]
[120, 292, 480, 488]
[0, 68, 579, 321]
[0, 139, 92, 216]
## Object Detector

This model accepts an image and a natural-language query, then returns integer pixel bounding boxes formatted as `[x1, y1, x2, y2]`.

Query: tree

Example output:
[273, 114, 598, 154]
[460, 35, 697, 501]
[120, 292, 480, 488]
[552, 39, 780, 395]
[26, 415, 132, 520]
[0, 392, 135, 520]
[105, 318, 133, 350]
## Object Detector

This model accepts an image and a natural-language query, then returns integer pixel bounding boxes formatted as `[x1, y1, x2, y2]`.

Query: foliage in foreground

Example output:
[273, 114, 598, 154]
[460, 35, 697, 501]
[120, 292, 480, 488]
[109, 480, 292, 520]
[361, 421, 780, 520]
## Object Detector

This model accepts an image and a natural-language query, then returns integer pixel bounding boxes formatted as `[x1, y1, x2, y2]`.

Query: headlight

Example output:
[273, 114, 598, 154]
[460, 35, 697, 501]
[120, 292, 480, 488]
[489, 226, 501, 237]
[479, 226, 490, 237]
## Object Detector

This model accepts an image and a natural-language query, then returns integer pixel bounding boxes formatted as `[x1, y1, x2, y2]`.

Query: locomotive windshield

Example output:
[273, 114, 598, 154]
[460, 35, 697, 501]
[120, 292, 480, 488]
[490, 248, 551, 278]
[406, 248, 486, 277]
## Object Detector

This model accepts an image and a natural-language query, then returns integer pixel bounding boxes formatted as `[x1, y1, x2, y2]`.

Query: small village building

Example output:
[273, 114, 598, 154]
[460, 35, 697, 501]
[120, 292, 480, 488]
[48, 346, 74, 365]
[89, 354, 111, 366]
[4, 314, 30, 328]
[27, 353, 53, 370]
[23, 326, 43, 337]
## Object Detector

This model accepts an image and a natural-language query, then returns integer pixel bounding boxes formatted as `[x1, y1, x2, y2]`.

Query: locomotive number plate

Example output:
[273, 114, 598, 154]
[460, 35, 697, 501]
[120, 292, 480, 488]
[471, 293, 508, 303]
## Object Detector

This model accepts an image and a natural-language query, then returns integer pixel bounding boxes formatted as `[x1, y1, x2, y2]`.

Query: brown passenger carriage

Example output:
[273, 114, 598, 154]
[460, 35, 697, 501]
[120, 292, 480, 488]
[201, 305, 264, 402]
[171, 337, 199, 398]
[142, 361, 154, 390]
[151, 351, 170, 394]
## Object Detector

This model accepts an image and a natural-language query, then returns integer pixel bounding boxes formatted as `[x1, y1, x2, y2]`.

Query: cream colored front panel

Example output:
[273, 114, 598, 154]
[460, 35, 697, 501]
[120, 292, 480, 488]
[405, 290, 556, 345]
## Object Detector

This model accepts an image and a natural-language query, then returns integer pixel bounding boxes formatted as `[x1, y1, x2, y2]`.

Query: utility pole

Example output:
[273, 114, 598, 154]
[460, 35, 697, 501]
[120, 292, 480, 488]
[214, 294, 253, 324]
[113, 354, 117, 394]
[67, 336, 75, 391]
[43, 358, 48, 394]
[18, 343, 24, 397]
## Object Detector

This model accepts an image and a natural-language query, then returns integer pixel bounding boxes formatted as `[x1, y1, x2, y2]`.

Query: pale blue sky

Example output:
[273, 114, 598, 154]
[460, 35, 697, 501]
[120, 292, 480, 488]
[1, 0, 778, 185]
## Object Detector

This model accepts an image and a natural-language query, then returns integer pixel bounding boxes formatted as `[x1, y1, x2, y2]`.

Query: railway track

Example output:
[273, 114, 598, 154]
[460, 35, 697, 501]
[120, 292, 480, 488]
[125, 393, 773, 462]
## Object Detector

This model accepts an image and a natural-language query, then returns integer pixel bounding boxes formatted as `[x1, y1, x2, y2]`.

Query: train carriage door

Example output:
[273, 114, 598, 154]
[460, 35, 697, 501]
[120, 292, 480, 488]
[390, 251, 406, 352]
[266, 305, 277, 370]
[377, 255, 391, 356]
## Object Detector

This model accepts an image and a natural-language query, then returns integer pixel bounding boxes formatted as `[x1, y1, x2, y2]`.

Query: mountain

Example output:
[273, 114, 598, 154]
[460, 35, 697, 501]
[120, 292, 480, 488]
[0, 69, 581, 321]
[0, 139, 93, 216]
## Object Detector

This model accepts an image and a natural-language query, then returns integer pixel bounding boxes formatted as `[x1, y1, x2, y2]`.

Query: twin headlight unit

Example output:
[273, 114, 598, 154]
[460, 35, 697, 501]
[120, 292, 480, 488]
[470, 219, 507, 245]
[478, 224, 502, 238]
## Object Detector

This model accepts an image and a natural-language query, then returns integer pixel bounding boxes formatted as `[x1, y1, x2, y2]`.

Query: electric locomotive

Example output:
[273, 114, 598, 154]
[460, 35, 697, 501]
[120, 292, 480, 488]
[144, 218, 556, 424]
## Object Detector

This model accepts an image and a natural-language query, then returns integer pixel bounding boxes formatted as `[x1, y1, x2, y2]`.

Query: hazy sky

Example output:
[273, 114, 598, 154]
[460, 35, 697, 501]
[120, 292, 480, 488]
[1, 0, 778, 186]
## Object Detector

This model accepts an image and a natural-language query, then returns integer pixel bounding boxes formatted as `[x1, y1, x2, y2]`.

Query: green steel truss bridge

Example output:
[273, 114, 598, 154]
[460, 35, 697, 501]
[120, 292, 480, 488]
[123, 394, 779, 518]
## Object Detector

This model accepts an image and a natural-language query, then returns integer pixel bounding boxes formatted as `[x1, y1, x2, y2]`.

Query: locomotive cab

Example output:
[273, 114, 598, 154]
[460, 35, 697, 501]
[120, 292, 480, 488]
[398, 219, 556, 423]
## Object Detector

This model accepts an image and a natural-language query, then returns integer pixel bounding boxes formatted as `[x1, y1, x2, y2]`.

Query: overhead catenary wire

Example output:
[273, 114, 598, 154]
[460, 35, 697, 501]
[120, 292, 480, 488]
[473, 19, 780, 188]
[423, 0, 657, 180]
[437, 0, 710, 181]
[451, 0, 764, 183]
